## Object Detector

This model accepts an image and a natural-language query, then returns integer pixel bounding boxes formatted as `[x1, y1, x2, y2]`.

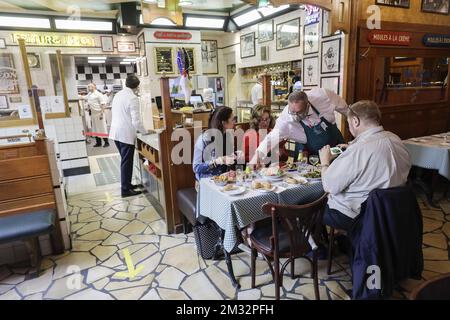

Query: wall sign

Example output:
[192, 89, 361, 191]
[117, 41, 136, 53]
[153, 31, 192, 40]
[368, 30, 412, 46]
[304, 5, 320, 25]
[423, 34, 450, 47]
[12, 33, 96, 47]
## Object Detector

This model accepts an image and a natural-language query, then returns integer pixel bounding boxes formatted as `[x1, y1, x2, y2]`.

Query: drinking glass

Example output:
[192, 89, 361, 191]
[236, 165, 244, 186]
[309, 155, 319, 167]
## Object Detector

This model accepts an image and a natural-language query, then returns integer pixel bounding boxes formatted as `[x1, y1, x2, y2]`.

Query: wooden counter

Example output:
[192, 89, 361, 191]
[171, 109, 210, 127]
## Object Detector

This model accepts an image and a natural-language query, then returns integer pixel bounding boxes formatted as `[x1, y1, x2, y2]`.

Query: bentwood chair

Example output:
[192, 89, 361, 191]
[249, 193, 328, 300]
[409, 273, 450, 300]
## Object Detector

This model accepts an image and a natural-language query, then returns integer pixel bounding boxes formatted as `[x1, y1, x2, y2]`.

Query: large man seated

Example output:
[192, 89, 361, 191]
[318, 100, 412, 232]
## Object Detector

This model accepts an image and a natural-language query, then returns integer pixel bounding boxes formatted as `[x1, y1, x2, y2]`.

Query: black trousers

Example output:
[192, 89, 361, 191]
[114, 140, 135, 192]
[323, 205, 356, 233]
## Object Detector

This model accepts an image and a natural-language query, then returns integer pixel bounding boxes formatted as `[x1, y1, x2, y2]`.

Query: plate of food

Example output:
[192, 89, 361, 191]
[251, 181, 276, 192]
[260, 167, 285, 180]
[284, 176, 308, 185]
[212, 171, 236, 186]
[283, 162, 298, 172]
[301, 170, 322, 182]
[221, 184, 246, 196]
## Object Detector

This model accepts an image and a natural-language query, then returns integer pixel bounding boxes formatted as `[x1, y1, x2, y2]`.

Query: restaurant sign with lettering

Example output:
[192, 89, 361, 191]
[153, 31, 192, 40]
[423, 34, 450, 47]
[11, 33, 96, 47]
[368, 30, 412, 46]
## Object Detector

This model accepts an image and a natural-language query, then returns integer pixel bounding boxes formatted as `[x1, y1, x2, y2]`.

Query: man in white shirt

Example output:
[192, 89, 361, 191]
[250, 75, 263, 106]
[79, 83, 109, 147]
[319, 100, 411, 232]
[109, 75, 148, 197]
[250, 88, 348, 164]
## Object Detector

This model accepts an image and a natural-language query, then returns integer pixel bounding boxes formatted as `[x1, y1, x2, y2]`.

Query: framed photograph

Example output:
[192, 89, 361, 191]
[177, 47, 196, 74]
[0, 95, 8, 109]
[0, 38, 5, 49]
[321, 38, 341, 74]
[240, 32, 256, 59]
[117, 41, 136, 53]
[303, 56, 319, 87]
[0, 53, 19, 94]
[9, 96, 22, 103]
[321, 76, 340, 95]
[100, 36, 114, 52]
[276, 18, 300, 51]
[201, 40, 218, 74]
[27, 52, 41, 69]
[258, 20, 274, 43]
[154, 47, 174, 74]
[304, 23, 319, 55]
[322, 10, 330, 37]
[138, 33, 146, 57]
[375, 0, 410, 8]
[421, 0, 449, 14]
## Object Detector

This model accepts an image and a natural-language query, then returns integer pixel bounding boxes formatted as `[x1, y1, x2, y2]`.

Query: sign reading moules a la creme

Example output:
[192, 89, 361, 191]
[11, 32, 96, 47]
[153, 31, 192, 40]
[368, 30, 412, 46]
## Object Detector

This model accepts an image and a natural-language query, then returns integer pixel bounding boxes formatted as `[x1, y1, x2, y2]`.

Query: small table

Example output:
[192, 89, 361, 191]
[403, 133, 450, 205]
[197, 177, 324, 287]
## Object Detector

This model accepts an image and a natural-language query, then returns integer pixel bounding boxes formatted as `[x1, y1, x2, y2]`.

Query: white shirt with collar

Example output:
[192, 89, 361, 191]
[80, 90, 105, 113]
[255, 88, 348, 157]
[322, 126, 412, 219]
[109, 87, 147, 145]
[251, 82, 263, 105]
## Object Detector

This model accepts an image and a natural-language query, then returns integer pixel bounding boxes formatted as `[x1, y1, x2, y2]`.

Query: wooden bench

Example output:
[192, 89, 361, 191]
[0, 209, 55, 278]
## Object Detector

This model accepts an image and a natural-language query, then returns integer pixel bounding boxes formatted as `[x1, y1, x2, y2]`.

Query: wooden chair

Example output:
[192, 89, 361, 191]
[409, 273, 450, 300]
[249, 193, 328, 300]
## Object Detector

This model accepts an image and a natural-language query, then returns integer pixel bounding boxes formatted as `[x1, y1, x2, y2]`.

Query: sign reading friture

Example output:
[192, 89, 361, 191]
[368, 30, 411, 46]
[11, 33, 96, 47]
[153, 31, 192, 40]
[423, 34, 450, 47]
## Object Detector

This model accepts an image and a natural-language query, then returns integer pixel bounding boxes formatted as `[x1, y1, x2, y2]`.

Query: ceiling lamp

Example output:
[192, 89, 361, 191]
[178, 0, 193, 6]
[258, 4, 290, 17]
[232, 9, 262, 27]
[185, 16, 225, 29]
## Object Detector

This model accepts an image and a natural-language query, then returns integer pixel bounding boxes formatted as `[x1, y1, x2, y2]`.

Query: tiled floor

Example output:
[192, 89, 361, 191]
[0, 186, 449, 300]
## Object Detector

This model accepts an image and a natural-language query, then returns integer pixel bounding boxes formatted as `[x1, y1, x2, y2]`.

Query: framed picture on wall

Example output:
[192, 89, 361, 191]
[0, 53, 19, 94]
[0, 38, 6, 49]
[304, 23, 319, 55]
[276, 18, 300, 50]
[117, 41, 136, 53]
[240, 32, 256, 59]
[421, 0, 450, 14]
[177, 47, 196, 74]
[375, 0, 410, 8]
[321, 76, 340, 95]
[27, 52, 41, 69]
[321, 38, 341, 74]
[258, 20, 274, 43]
[100, 36, 114, 52]
[201, 40, 218, 74]
[154, 47, 174, 74]
[138, 33, 146, 57]
[303, 56, 319, 87]
[0, 95, 8, 109]
[141, 56, 148, 77]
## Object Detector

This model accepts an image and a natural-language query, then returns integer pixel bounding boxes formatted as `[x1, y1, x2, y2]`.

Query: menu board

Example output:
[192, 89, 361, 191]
[154, 47, 174, 74]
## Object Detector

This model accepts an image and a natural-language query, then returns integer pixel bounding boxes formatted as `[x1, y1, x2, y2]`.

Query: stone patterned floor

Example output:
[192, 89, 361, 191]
[0, 188, 449, 300]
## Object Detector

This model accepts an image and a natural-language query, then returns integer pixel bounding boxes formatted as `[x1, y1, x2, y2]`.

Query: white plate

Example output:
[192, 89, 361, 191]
[254, 185, 277, 193]
[284, 176, 308, 185]
[261, 173, 285, 181]
[221, 186, 246, 196]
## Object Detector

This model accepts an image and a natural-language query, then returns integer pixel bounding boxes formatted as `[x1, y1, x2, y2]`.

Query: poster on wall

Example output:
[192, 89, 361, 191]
[421, 0, 450, 14]
[101, 36, 114, 52]
[240, 32, 256, 58]
[0, 53, 19, 94]
[201, 40, 218, 74]
[154, 47, 174, 74]
[258, 20, 274, 43]
[304, 23, 319, 55]
[321, 38, 341, 74]
[320, 76, 340, 95]
[303, 56, 319, 87]
[276, 18, 300, 50]
[375, 0, 410, 8]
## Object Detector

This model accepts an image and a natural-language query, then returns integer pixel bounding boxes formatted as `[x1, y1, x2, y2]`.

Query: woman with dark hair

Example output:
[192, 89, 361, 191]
[242, 104, 288, 164]
[193, 106, 236, 180]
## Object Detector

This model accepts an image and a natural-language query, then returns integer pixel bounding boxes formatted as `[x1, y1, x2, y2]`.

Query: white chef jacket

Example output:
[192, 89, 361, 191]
[251, 82, 263, 106]
[255, 88, 348, 158]
[79, 90, 107, 135]
[109, 87, 147, 145]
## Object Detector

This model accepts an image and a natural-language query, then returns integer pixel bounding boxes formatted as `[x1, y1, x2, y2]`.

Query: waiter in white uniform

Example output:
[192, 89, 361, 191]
[250, 74, 263, 106]
[109, 75, 147, 197]
[79, 83, 109, 147]
[250, 88, 348, 164]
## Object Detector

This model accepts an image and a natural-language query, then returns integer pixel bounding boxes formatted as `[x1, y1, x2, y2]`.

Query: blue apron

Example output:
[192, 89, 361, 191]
[297, 104, 344, 156]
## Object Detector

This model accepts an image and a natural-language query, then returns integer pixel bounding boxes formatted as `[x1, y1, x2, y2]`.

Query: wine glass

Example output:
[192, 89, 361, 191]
[236, 165, 244, 186]
[309, 155, 319, 167]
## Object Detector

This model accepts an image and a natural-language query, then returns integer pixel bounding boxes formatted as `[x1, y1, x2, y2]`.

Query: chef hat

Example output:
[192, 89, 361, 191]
[202, 88, 214, 102]
[293, 81, 303, 91]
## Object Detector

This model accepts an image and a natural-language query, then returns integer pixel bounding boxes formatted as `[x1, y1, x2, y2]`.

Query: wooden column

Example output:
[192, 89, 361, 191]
[56, 50, 70, 117]
[18, 38, 42, 130]
[262, 73, 272, 107]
